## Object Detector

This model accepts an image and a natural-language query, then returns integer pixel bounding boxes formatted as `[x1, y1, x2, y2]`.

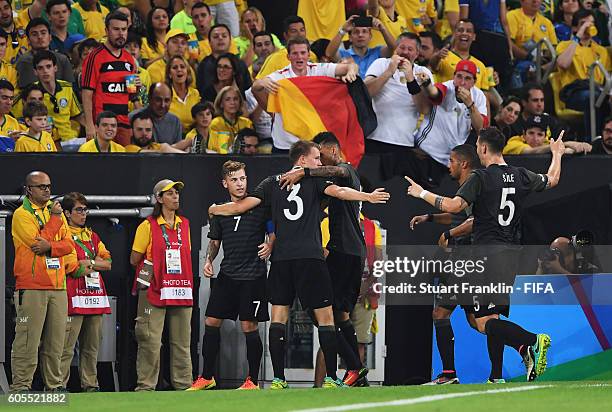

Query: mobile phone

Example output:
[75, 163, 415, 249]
[353, 16, 373, 27]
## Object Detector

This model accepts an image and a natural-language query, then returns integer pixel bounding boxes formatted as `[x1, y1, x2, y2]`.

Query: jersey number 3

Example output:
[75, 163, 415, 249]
[498, 187, 515, 227]
[283, 183, 304, 221]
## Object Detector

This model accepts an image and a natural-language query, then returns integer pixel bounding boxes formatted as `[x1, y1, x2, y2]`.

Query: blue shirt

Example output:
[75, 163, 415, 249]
[339, 46, 382, 78]
[50, 33, 84, 55]
[554, 23, 572, 42]
[459, 0, 503, 33]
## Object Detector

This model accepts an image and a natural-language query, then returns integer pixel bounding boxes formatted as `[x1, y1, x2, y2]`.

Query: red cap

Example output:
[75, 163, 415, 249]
[455, 60, 477, 77]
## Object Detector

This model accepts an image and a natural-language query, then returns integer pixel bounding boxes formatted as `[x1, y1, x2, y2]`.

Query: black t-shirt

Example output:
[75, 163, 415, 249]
[590, 138, 612, 155]
[208, 203, 270, 280]
[252, 174, 333, 261]
[327, 163, 366, 257]
[456, 164, 547, 245]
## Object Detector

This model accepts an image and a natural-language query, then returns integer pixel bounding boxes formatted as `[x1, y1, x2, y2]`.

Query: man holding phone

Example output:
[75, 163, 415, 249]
[414, 60, 487, 169]
[325, 14, 396, 78]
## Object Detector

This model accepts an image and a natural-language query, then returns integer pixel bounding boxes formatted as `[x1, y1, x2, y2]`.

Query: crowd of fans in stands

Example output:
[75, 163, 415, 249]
[0, 0, 611, 164]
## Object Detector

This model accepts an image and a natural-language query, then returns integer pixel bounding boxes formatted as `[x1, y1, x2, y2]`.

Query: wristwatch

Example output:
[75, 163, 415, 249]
[90, 259, 95, 268]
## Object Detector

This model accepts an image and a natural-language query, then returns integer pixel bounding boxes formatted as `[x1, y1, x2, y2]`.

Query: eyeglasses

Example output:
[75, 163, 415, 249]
[73, 207, 89, 214]
[29, 184, 51, 191]
[603, 128, 612, 134]
[48, 94, 60, 113]
[244, 144, 257, 148]
[0, 94, 13, 101]
[217, 64, 232, 70]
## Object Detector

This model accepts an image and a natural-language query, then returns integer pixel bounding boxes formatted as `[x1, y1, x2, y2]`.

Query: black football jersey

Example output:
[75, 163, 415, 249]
[252, 175, 333, 261]
[327, 163, 366, 257]
[456, 164, 547, 245]
[208, 204, 269, 280]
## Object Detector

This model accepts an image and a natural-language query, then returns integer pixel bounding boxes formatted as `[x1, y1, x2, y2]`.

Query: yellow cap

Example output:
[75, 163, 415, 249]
[165, 29, 189, 44]
[153, 179, 184, 196]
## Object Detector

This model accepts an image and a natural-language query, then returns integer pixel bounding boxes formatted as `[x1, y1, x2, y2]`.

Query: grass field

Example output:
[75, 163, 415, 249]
[3, 381, 611, 412]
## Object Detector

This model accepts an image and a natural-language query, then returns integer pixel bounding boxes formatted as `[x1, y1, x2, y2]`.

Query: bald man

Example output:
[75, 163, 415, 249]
[10, 171, 83, 392]
[128, 83, 185, 145]
[536, 237, 576, 275]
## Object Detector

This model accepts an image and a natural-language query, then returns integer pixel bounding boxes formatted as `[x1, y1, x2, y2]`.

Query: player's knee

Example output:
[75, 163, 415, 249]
[205, 317, 223, 328]
[314, 306, 334, 326]
[241, 321, 258, 333]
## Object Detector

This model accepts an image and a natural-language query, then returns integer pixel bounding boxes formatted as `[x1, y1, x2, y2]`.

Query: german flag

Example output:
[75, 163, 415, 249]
[267, 76, 377, 167]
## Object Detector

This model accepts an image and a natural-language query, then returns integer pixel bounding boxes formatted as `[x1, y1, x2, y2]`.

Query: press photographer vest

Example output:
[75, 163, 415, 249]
[66, 231, 111, 315]
[135, 216, 193, 307]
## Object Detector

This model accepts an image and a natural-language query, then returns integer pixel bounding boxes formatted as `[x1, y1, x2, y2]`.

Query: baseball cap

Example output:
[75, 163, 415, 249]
[455, 60, 477, 78]
[165, 29, 190, 44]
[524, 114, 550, 133]
[153, 179, 184, 196]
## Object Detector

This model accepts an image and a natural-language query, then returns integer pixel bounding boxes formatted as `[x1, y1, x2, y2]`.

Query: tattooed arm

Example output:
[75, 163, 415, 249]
[203, 239, 221, 278]
[279, 165, 350, 189]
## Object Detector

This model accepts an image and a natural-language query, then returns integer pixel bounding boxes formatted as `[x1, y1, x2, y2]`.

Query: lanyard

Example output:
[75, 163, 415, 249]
[73, 235, 95, 259]
[23, 197, 49, 229]
[160, 222, 182, 249]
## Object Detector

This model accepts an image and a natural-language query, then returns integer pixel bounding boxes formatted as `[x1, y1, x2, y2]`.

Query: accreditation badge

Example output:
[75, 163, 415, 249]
[45, 257, 61, 269]
[165, 249, 182, 274]
[85, 272, 101, 289]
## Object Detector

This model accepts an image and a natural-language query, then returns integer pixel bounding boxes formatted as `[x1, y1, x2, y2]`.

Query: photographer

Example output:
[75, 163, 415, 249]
[538, 231, 598, 274]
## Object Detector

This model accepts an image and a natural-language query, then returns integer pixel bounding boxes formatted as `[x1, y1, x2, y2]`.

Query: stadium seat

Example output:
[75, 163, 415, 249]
[548, 71, 584, 123]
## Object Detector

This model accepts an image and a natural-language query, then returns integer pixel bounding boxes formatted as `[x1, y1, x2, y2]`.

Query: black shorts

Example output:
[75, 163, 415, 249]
[268, 259, 333, 310]
[326, 250, 364, 313]
[205, 274, 269, 322]
[471, 248, 517, 319]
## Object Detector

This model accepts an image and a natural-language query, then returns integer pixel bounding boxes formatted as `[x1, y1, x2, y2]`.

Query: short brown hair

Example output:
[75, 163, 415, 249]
[23, 100, 48, 119]
[222, 160, 246, 178]
[286, 37, 310, 54]
[289, 140, 318, 163]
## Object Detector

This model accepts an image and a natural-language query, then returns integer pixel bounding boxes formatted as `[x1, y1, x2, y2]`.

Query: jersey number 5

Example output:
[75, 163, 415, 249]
[283, 183, 303, 221]
[498, 187, 515, 227]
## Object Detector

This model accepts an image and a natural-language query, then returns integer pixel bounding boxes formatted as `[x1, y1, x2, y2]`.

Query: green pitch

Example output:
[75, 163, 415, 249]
[5, 381, 611, 412]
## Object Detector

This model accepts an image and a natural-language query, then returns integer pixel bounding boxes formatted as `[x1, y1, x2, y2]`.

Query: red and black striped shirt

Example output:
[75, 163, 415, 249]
[81, 45, 136, 129]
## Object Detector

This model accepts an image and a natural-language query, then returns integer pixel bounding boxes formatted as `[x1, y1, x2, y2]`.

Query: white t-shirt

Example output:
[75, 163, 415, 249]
[365, 59, 433, 146]
[267, 63, 338, 150]
[246, 88, 272, 139]
[414, 80, 488, 166]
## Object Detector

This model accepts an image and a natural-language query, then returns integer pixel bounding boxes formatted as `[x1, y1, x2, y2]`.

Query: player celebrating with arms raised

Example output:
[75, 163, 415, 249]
[209, 140, 389, 388]
[406, 127, 565, 382]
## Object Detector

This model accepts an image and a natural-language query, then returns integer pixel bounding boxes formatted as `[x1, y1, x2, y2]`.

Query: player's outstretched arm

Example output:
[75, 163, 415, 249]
[405, 176, 468, 213]
[208, 197, 262, 216]
[324, 185, 390, 203]
[546, 131, 566, 189]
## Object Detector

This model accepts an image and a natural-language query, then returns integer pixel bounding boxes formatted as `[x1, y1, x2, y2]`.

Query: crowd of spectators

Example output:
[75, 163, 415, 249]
[0, 0, 611, 178]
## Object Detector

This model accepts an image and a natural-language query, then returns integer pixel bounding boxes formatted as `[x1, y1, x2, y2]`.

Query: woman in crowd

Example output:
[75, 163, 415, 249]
[491, 96, 523, 142]
[141, 7, 170, 67]
[60, 192, 112, 393]
[166, 55, 202, 132]
[201, 53, 244, 103]
[208, 85, 252, 154]
[554, 0, 582, 42]
[235, 7, 282, 65]
[186, 101, 214, 153]
[131, 179, 194, 391]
